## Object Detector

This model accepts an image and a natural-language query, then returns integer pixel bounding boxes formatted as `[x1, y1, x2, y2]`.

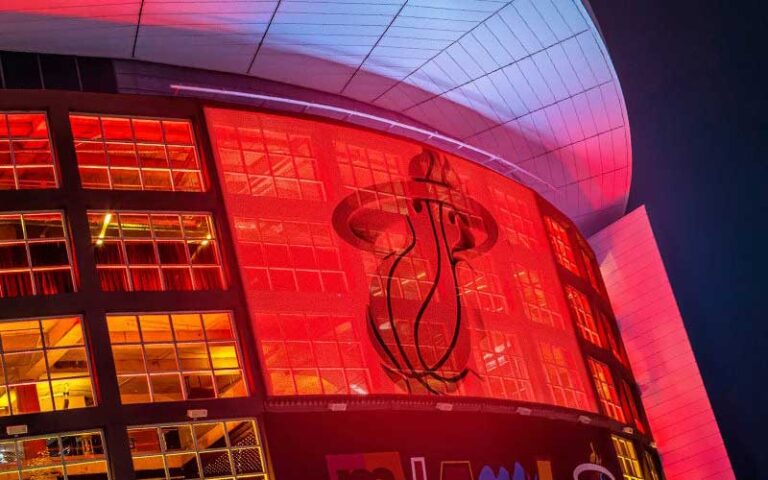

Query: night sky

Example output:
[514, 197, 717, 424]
[588, 1, 767, 477]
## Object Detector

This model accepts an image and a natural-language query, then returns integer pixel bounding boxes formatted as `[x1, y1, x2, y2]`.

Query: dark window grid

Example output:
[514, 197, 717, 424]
[579, 247, 602, 291]
[472, 330, 533, 401]
[71, 114, 204, 192]
[219, 124, 324, 201]
[0, 212, 76, 297]
[643, 450, 661, 480]
[129, 420, 266, 479]
[589, 358, 625, 423]
[335, 140, 408, 214]
[0, 316, 94, 416]
[512, 265, 565, 330]
[598, 311, 627, 364]
[111, 312, 247, 403]
[544, 217, 579, 274]
[566, 286, 603, 347]
[539, 342, 588, 410]
[90, 212, 224, 292]
[0, 111, 59, 190]
[0, 430, 109, 478]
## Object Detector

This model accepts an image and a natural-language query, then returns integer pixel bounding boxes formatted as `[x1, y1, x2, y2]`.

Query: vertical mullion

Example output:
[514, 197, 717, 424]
[19, 214, 36, 295]
[37, 319, 57, 414]
[133, 314, 154, 404]
[97, 116, 114, 190]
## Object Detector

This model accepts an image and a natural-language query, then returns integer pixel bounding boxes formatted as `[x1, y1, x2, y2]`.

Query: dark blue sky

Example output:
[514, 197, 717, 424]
[589, 1, 767, 477]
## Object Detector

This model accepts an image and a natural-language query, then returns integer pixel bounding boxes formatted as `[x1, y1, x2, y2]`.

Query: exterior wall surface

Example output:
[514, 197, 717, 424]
[589, 206, 735, 479]
[204, 106, 637, 413]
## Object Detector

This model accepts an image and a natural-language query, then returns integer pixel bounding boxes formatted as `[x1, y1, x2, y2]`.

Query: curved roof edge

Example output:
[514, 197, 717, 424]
[0, 0, 633, 234]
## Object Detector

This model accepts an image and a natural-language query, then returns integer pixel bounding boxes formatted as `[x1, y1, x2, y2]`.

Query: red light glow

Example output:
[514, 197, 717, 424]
[206, 107, 597, 410]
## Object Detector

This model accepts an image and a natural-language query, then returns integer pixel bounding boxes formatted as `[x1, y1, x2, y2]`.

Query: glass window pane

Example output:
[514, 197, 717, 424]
[107, 315, 141, 344]
[202, 313, 234, 341]
[71, 114, 203, 192]
[170, 314, 204, 341]
[150, 374, 183, 402]
[0, 112, 58, 190]
[89, 211, 223, 292]
[108, 311, 244, 404]
[129, 420, 267, 480]
[139, 315, 173, 343]
[0, 431, 109, 479]
[161, 425, 194, 452]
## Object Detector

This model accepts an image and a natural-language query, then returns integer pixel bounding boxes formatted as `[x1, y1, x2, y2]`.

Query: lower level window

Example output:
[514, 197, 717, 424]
[612, 435, 645, 480]
[0, 315, 95, 416]
[0, 430, 109, 479]
[107, 312, 247, 404]
[128, 419, 269, 479]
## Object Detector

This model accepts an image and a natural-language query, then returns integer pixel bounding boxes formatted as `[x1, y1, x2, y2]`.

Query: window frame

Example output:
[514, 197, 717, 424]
[0, 210, 77, 298]
[0, 314, 97, 417]
[69, 112, 206, 192]
[107, 310, 248, 404]
[0, 110, 60, 190]
[127, 418, 269, 479]
[0, 429, 110, 478]
[87, 210, 226, 292]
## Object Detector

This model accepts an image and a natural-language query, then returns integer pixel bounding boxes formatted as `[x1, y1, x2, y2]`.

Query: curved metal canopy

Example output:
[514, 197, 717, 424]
[0, 0, 631, 233]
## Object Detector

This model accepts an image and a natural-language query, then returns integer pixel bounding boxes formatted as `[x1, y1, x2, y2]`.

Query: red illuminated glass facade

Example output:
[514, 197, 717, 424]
[206, 107, 629, 412]
[0, 90, 660, 480]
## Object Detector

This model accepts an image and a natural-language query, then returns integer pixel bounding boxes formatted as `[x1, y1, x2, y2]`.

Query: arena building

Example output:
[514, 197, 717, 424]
[0, 1, 733, 479]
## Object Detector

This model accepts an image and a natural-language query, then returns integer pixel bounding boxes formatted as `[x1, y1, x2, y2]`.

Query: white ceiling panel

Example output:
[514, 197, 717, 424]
[0, 0, 632, 233]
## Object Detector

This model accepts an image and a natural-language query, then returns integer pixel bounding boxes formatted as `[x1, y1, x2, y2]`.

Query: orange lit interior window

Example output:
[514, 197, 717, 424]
[589, 358, 625, 422]
[0, 212, 76, 297]
[544, 217, 579, 274]
[539, 342, 588, 410]
[256, 312, 370, 396]
[565, 286, 602, 346]
[0, 431, 109, 478]
[70, 114, 203, 191]
[212, 121, 324, 200]
[0, 316, 94, 416]
[512, 264, 565, 329]
[87, 211, 224, 292]
[234, 217, 347, 294]
[107, 312, 246, 404]
[612, 435, 645, 480]
[0, 112, 57, 190]
[128, 419, 268, 479]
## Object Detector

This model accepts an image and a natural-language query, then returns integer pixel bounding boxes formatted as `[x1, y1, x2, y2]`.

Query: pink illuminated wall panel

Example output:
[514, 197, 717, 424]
[589, 206, 734, 480]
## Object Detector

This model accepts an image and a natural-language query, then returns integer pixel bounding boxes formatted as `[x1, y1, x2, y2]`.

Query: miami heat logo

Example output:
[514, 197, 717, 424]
[333, 149, 498, 394]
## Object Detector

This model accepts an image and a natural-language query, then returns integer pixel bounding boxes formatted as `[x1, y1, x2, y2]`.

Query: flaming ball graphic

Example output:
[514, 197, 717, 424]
[333, 149, 498, 394]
